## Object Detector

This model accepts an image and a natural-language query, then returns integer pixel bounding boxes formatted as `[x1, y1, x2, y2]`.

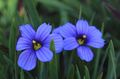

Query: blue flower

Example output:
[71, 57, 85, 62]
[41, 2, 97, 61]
[52, 27, 63, 53]
[60, 20, 105, 62]
[50, 33, 63, 53]
[16, 23, 54, 71]
[52, 26, 62, 34]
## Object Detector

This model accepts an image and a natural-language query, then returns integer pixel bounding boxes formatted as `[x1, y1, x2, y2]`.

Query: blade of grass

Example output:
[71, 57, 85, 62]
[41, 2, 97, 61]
[39, 63, 48, 79]
[67, 64, 74, 79]
[9, 19, 18, 79]
[23, 0, 40, 29]
[90, 13, 95, 25]
[78, 5, 82, 19]
[84, 66, 90, 79]
[60, 10, 68, 24]
[38, 0, 73, 11]
[106, 40, 116, 79]
[92, 49, 101, 79]
[97, 72, 103, 79]
[20, 69, 24, 79]
[75, 65, 81, 79]
[49, 40, 58, 79]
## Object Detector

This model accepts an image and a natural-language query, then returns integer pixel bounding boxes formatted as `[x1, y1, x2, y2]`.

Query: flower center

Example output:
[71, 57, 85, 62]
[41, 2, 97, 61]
[77, 35, 87, 45]
[32, 40, 41, 50]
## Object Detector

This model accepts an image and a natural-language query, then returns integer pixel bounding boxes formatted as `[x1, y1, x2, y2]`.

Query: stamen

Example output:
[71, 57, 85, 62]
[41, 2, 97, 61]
[77, 35, 87, 45]
[32, 40, 36, 44]
[83, 35, 86, 38]
[78, 39, 85, 45]
[32, 40, 41, 50]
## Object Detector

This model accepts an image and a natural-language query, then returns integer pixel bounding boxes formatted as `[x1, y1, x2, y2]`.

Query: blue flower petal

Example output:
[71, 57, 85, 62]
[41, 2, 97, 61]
[77, 46, 94, 62]
[18, 49, 37, 71]
[51, 34, 63, 53]
[36, 47, 53, 62]
[87, 38, 104, 48]
[36, 23, 52, 42]
[16, 37, 32, 51]
[88, 26, 102, 38]
[87, 26, 104, 48]
[52, 26, 62, 34]
[76, 20, 89, 34]
[19, 24, 35, 40]
[64, 37, 79, 50]
[42, 35, 52, 48]
[60, 23, 77, 38]
[43, 34, 63, 53]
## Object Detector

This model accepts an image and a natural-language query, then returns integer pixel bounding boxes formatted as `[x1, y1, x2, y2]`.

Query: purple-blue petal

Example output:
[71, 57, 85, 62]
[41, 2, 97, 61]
[87, 38, 105, 48]
[16, 37, 32, 51]
[64, 37, 79, 50]
[18, 49, 37, 71]
[42, 35, 52, 48]
[88, 26, 102, 38]
[60, 22, 77, 38]
[86, 26, 104, 48]
[42, 34, 63, 53]
[77, 46, 94, 62]
[51, 34, 63, 53]
[76, 20, 89, 34]
[36, 23, 52, 42]
[52, 26, 62, 34]
[19, 24, 35, 40]
[36, 47, 53, 62]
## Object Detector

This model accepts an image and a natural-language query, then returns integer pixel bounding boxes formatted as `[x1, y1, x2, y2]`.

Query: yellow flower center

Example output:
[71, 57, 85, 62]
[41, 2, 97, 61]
[78, 35, 87, 45]
[32, 40, 41, 50]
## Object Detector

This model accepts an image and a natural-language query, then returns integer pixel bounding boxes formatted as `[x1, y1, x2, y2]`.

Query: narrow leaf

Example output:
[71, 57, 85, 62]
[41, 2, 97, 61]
[75, 65, 81, 79]
[84, 66, 90, 79]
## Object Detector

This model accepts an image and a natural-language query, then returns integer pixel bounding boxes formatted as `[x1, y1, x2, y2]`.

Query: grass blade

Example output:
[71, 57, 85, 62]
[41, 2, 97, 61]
[106, 40, 117, 79]
[84, 66, 90, 79]
[49, 40, 58, 79]
[23, 0, 40, 28]
[75, 65, 81, 79]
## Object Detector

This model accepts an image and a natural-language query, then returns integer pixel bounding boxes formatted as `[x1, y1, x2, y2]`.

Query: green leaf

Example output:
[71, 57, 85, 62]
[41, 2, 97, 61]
[92, 49, 101, 79]
[20, 69, 24, 79]
[67, 64, 74, 79]
[23, 0, 40, 29]
[106, 40, 117, 79]
[3, 55, 14, 67]
[7, 0, 17, 21]
[9, 19, 17, 61]
[84, 66, 90, 79]
[60, 10, 68, 24]
[39, 63, 48, 79]
[38, 0, 73, 11]
[90, 13, 95, 25]
[50, 40, 55, 52]
[75, 65, 81, 79]
[101, 23, 105, 33]
[9, 19, 18, 79]
[97, 72, 103, 79]
[49, 40, 58, 79]
[78, 5, 82, 19]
